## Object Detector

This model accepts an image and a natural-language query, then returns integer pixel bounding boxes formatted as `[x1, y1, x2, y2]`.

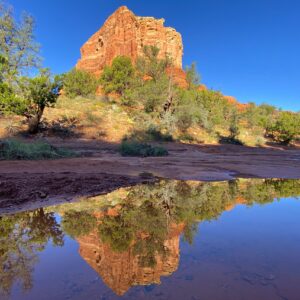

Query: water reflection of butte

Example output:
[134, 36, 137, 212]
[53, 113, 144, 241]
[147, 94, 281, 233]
[225, 196, 247, 211]
[77, 222, 184, 296]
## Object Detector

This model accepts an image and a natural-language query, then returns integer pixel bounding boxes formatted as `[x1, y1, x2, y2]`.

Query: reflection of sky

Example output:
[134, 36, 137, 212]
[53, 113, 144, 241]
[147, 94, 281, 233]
[7, 197, 300, 300]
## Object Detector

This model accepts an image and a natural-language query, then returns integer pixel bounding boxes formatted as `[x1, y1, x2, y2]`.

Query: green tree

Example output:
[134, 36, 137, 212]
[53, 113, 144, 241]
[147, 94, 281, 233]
[123, 46, 175, 114]
[0, 81, 26, 114]
[20, 69, 62, 133]
[0, 53, 26, 115]
[100, 56, 134, 96]
[136, 76, 170, 113]
[0, 2, 40, 85]
[63, 68, 99, 98]
[269, 111, 300, 144]
[195, 89, 235, 131]
[185, 62, 200, 90]
[136, 45, 170, 82]
[175, 105, 194, 132]
[257, 104, 277, 133]
[229, 110, 240, 139]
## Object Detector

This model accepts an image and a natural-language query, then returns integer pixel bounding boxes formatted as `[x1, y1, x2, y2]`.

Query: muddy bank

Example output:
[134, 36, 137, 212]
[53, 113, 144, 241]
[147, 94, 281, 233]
[0, 172, 147, 214]
[1, 140, 300, 213]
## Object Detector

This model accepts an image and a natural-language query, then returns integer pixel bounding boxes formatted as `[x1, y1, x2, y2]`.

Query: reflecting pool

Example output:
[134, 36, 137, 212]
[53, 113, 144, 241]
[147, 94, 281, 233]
[1, 179, 300, 299]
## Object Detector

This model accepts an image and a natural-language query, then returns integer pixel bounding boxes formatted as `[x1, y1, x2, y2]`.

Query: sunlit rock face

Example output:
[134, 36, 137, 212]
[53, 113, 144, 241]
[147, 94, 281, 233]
[77, 223, 183, 296]
[76, 6, 185, 85]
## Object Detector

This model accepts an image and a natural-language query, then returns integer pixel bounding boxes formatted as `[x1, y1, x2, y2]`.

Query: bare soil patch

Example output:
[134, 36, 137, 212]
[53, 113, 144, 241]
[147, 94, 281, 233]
[1, 138, 300, 213]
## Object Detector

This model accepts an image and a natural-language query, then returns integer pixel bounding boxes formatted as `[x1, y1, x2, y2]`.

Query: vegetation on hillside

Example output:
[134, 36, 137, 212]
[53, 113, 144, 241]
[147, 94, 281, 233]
[0, 1, 299, 146]
[62, 68, 99, 98]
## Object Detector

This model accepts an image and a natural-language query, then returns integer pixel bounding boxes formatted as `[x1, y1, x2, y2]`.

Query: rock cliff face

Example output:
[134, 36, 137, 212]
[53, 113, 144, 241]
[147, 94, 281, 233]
[76, 6, 184, 78]
[77, 223, 184, 296]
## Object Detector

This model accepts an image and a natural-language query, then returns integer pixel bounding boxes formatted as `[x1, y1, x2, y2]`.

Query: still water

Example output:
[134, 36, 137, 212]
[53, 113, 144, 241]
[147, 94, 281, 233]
[1, 179, 300, 300]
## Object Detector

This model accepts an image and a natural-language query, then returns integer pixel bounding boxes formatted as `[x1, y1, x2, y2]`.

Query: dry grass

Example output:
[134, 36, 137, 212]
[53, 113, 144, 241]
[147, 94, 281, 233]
[43, 96, 133, 141]
[0, 96, 273, 147]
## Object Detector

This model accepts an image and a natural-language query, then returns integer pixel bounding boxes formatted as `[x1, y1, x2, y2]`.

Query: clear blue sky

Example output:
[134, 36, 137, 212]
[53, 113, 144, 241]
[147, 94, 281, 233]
[8, 0, 300, 111]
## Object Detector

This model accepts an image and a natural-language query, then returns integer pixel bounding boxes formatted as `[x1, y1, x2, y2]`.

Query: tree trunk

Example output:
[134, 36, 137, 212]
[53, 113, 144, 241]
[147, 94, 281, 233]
[164, 75, 174, 112]
[27, 105, 45, 134]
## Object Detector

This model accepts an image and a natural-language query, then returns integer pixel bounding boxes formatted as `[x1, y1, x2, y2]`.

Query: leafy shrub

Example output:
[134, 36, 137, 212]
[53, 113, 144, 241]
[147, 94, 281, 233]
[269, 111, 300, 145]
[0, 139, 75, 160]
[119, 140, 168, 157]
[19, 70, 62, 133]
[176, 109, 194, 132]
[185, 62, 200, 90]
[0, 82, 27, 115]
[100, 56, 135, 96]
[63, 69, 99, 98]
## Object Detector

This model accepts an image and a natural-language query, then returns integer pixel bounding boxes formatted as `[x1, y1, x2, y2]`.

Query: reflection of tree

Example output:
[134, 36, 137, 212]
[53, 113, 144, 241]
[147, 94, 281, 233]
[97, 180, 234, 267]
[1, 179, 299, 296]
[98, 214, 135, 253]
[57, 179, 300, 263]
[96, 178, 300, 265]
[98, 201, 169, 267]
[61, 211, 97, 239]
[0, 208, 64, 295]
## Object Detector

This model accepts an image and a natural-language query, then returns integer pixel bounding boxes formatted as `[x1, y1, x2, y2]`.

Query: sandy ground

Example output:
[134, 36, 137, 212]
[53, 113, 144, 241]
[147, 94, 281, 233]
[1, 139, 300, 213]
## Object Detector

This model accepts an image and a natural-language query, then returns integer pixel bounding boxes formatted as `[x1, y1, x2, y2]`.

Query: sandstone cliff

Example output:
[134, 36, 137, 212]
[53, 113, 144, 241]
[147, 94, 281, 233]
[76, 6, 184, 83]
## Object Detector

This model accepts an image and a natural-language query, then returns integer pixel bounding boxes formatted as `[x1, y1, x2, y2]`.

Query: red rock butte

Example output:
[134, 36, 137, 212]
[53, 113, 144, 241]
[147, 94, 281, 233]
[76, 6, 186, 86]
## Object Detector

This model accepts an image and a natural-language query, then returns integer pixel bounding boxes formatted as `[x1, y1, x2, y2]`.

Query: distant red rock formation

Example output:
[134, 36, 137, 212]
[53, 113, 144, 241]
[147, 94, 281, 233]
[76, 6, 184, 81]
[77, 6, 248, 103]
[223, 96, 248, 111]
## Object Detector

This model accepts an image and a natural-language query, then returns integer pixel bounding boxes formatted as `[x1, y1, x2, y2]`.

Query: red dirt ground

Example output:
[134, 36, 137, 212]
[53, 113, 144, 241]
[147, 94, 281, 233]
[1, 139, 300, 213]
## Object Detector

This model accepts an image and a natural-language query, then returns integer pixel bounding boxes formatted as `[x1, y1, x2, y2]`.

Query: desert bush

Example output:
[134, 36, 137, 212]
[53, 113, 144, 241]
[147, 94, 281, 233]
[185, 62, 200, 90]
[63, 69, 99, 98]
[125, 76, 170, 114]
[19, 70, 62, 133]
[119, 140, 168, 157]
[100, 56, 135, 96]
[195, 90, 236, 131]
[269, 111, 300, 145]
[0, 139, 75, 160]
[175, 108, 194, 132]
[229, 112, 240, 139]
[0, 82, 26, 115]
[136, 45, 170, 82]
